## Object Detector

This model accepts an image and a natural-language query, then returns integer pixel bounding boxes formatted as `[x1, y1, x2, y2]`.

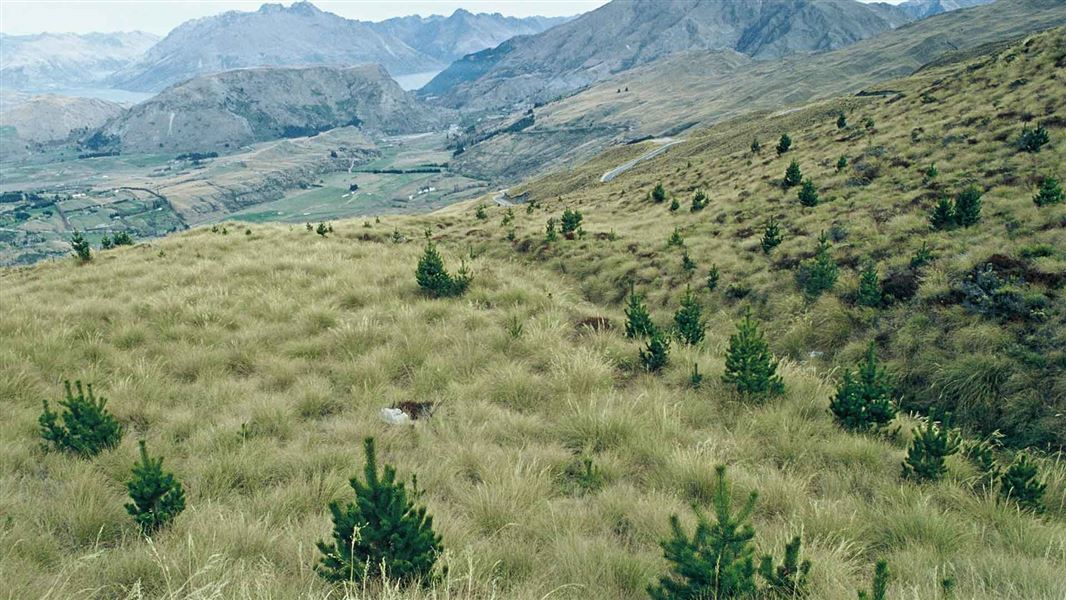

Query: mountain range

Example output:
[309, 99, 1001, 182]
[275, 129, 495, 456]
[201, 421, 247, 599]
[0, 31, 159, 91]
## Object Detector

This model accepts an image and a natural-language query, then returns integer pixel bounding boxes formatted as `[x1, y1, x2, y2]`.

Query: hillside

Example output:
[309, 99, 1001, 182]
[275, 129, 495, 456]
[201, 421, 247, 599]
[421, 0, 914, 111]
[451, 0, 1066, 181]
[2, 27, 1064, 600]
[370, 9, 568, 65]
[0, 94, 125, 144]
[107, 2, 440, 93]
[0, 31, 158, 91]
[96, 65, 441, 153]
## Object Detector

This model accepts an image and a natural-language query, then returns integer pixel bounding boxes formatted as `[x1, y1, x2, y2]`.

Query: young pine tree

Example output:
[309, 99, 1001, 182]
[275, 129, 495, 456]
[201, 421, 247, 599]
[100, 235, 114, 250]
[1016, 124, 1049, 153]
[415, 241, 470, 298]
[681, 251, 696, 275]
[783, 160, 802, 188]
[317, 438, 442, 583]
[648, 466, 757, 600]
[70, 230, 92, 262]
[112, 231, 134, 246]
[651, 181, 667, 203]
[751, 138, 762, 155]
[125, 440, 186, 535]
[798, 233, 838, 297]
[1032, 175, 1063, 206]
[561, 207, 583, 239]
[829, 343, 897, 432]
[39, 380, 123, 457]
[923, 163, 939, 184]
[857, 560, 891, 600]
[998, 453, 1046, 512]
[722, 309, 784, 397]
[706, 264, 721, 292]
[836, 112, 847, 129]
[929, 198, 956, 230]
[953, 186, 982, 227]
[668, 227, 685, 248]
[545, 217, 559, 242]
[758, 535, 811, 597]
[475, 204, 487, 220]
[856, 261, 884, 308]
[760, 217, 782, 254]
[674, 287, 705, 345]
[797, 178, 819, 207]
[669, 197, 680, 212]
[640, 329, 671, 372]
[836, 155, 848, 172]
[690, 188, 708, 212]
[776, 133, 792, 155]
[902, 416, 960, 482]
[624, 285, 656, 339]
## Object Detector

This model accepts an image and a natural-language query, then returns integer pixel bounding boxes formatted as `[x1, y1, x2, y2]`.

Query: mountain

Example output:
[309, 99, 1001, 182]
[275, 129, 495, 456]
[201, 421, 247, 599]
[107, 2, 441, 93]
[0, 31, 158, 91]
[96, 65, 441, 153]
[450, 0, 1066, 181]
[369, 9, 569, 65]
[420, 0, 918, 111]
[897, 0, 996, 19]
[0, 94, 124, 143]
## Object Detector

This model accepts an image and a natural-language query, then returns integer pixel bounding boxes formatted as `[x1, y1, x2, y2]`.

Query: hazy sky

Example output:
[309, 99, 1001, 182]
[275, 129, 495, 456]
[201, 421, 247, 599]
[1, 0, 907, 36]
[0, 1, 609, 35]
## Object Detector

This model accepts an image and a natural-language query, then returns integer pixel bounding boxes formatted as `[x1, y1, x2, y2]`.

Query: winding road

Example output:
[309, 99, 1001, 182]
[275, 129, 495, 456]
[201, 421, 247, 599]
[600, 137, 684, 183]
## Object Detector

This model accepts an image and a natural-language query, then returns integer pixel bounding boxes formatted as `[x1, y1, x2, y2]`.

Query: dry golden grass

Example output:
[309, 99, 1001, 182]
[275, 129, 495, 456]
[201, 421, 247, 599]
[2, 27, 1065, 600]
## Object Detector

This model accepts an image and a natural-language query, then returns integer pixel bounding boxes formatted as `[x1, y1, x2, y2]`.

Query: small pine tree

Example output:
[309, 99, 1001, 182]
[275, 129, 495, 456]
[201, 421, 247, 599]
[1032, 176, 1063, 206]
[929, 198, 956, 230]
[954, 186, 982, 227]
[317, 438, 442, 583]
[70, 230, 92, 262]
[963, 436, 1001, 488]
[902, 416, 960, 482]
[316, 223, 329, 237]
[783, 160, 802, 188]
[707, 265, 720, 292]
[475, 204, 487, 220]
[751, 138, 762, 155]
[924, 163, 939, 183]
[668, 227, 685, 248]
[797, 178, 819, 207]
[100, 235, 114, 250]
[648, 465, 757, 600]
[857, 560, 890, 600]
[829, 343, 897, 432]
[910, 242, 934, 269]
[39, 380, 123, 457]
[669, 197, 680, 212]
[415, 241, 470, 298]
[856, 261, 883, 308]
[624, 285, 656, 339]
[863, 117, 875, 130]
[125, 440, 186, 535]
[758, 535, 811, 597]
[837, 112, 847, 129]
[1016, 124, 1049, 153]
[545, 217, 559, 242]
[999, 453, 1046, 512]
[798, 232, 838, 297]
[836, 155, 848, 172]
[561, 207, 583, 239]
[681, 251, 697, 275]
[502, 207, 514, 227]
[640, 329, 670, 372]
[722, 309, 784, 397]
[651, 181, 667, 203]
[760, 217, 782, 254]
[674, 287, 705, 345]
[776, 133, 792, 156]
[690, 189, 708, 212]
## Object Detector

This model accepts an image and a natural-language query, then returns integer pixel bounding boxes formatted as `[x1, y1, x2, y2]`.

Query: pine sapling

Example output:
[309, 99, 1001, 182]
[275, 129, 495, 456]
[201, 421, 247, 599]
[317, 438, 442, 583]
[545, 217, 558, 242]
[648, 465, 757, 600]
[475, 204, 487, 220]
[561, 207, 583, 239]
[1032, 176, 1062, 206]
[316, 222, 329, 237]
[902, 415, 960, 482]
[125, 440, 186, 535]
[857, 261, 884, 308]
[857, 560, 890, 600]
[416, 240, 470, 298]
[690, 363, 704, 389]
[640, 329, 670, 373]
[797, 178, 819, 207]
[707, 265, 720, 292]
[761, 217, 782, 254]
[1016, 124, 1049, 153]
[836, 155, 848, 172]
[953, 186, 982, 227]
[691, 188, 708, 212]
[776, 133, 792, 155]
[681, 251, 696, 275]
[998, 453, 1046, 512]
[783, 160, 802, 188]
[70, 230, 92, 262]
[797, 232, 838, 297]
[837, 112, 847, 129]
[829, 343, 897, 431]
[758, 535, 811, 597]
[674, 287, 705, 345]
[669, 197, 680, 212]
[722, 308, 784, 398]
[929, 198, 956, 230]
[751, 138, 762, 155]
[624, 284, 656, 339]
[39, 380, 123, 457]
[651, 181, 667, 203]
[668, 227, 684, 248]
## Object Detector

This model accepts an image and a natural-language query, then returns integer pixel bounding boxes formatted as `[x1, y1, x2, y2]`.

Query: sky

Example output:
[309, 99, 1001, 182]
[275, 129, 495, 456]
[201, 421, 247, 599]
[0, 1, 610, 35]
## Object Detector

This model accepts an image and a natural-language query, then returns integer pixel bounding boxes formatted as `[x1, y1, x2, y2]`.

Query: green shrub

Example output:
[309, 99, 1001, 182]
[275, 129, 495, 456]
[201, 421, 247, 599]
[475, 204, 487, 220]
[829, 343, 897, 432]
[902, 416, 960, 482]
[624, 285, 656, 339]
[954, 186, 982, 227]
[545, 217, 558, 242]
[648, 465, 757, 600]
[561, 207, 583, 239]
[722, 309, 784, 397]
[783, 160, 803, 188]
[796, 233, 838, 297]
[502, 207, 515, 226]
[640, 330, 670, 373]
[651, 181, 667, 203]
[316, 223, 329, 237]
[797, 179, 819, 207]
[669, 197, 680, 212]
[776, 134, 792, 155]
[690, 188, 708, 212]
[706, 265, 720, 292]
[761, 217, 782, 254]
[857, 261, 884, 308]
[1032, 176, 1062, 206]
[668, 227, 685, 248]
[924, 163, 939, 183]
[909, 242, 934, 269]
[929, 198, 956, 230]
[1016, 124, 1049, 153]
[999, 453, 1046, 512]
[758, 535, 811, 597]
[751, 138, 762, 154]
[674, 287, 705, 345]
[836, 112, 847, 129]
[415, 241, 470, 298]
[39, 380, 123, 457]
[857, 560, 890, 600]
[317, 438, 442, 583]
[100, 235, 114, 250]
[125, 440, 186, 535]
[70, 230, 92, 262]
[836, 155, 848, 172]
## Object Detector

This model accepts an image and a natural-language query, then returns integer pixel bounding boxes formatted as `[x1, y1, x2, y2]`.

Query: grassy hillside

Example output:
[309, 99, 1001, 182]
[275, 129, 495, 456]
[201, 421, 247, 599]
[2, 27, 1065, 600]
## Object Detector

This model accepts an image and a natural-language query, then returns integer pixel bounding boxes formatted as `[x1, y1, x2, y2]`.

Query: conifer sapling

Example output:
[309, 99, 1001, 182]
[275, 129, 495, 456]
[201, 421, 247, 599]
[668, 227, 684, 248]
[707, 265, 720, 292]
[758, 535, 811, 597]
[998, 453, 1046, 512]
[902, 415, 960, 482]
[857, 560, 890, 600]
[836, 155, 848, 172]
[837, 112, 847, 129]
[722, 309, 784, 397]
[39, 380, 123, 457]
[125, 440, 186, 535]
[561, 207, 583, 239]
[1032, 176, 1062, 206]
[857, 261, 884, 308]
[953, 186, 982, 227]
[640, 329, 670, 373]
[669, 197, 680, 212]
[651, 181, 667, 203]
[783, 160, 802, 188]
[674, 287, 705, 345]
[751, 138, 762, 155]
[829, 343, 897, 431]
[797, 232, 838, 297]
[690, 188, 708, 212]
[760, 217, 782, 254]
[929, 198, 956, 230]
[545, 217, 559, 242]
[70, 230, 92, 262]
[776, 134, 792, 155]
[624, 284, 656, 339]
[416, 240, 470, 298]
[797, 178, 819, 207]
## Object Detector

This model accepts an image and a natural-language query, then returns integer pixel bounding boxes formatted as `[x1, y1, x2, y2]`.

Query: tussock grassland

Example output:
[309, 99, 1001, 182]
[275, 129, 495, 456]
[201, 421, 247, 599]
[2, 28, 1066, 600]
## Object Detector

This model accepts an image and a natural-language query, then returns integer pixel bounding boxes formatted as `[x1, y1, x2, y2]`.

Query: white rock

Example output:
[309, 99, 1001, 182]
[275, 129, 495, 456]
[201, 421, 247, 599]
[379, 407, 410, 425]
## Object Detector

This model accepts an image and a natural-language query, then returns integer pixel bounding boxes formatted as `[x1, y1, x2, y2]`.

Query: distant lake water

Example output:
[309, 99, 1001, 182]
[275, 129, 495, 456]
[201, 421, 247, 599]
[31, 87, 155, 105]
[393, 70, 442, 91]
